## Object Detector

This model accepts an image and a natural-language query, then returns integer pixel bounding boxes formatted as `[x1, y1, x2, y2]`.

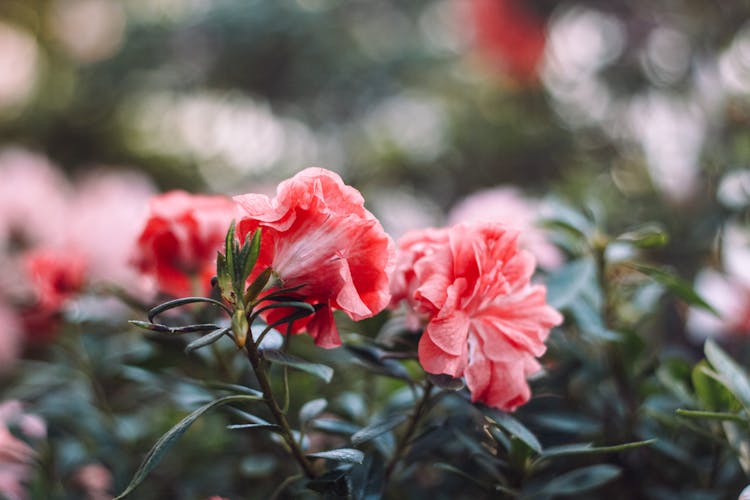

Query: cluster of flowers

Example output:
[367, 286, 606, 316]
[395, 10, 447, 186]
[2, 157, 563, 413]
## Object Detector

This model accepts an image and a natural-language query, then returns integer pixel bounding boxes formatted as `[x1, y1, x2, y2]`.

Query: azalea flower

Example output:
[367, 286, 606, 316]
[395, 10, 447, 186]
[448, 186, 563, 270]
[235, 168, 394, 348]
[390, 222, 562, 411]
[132, 191, 237, 298]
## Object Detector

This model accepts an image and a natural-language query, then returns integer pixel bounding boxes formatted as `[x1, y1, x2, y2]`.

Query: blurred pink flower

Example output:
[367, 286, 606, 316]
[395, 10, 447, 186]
[0, 149, 71, 253]
[0, 400, 45, 500]
[688, 224, 750, 339]
[72, 463, 113, 500]
[69, 170, 156, 291]
[390, 223, 562, 411]
[235, 168, 395, 348]
[448, 187, 563, 270]
[132, 191, 237, 298]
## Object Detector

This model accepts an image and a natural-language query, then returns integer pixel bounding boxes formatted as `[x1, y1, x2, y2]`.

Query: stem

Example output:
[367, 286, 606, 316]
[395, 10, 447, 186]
[385, 382, 434, 482]
[245, 344, 316, 478]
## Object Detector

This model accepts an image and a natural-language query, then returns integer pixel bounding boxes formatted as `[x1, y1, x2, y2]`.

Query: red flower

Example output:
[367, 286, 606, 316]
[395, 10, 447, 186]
[390, 223, 562, 411]
[132, 191, 237, 298]
[469, 0, 547, 84]
[22, 248, 87, 343]
[235, 168, 394, 348]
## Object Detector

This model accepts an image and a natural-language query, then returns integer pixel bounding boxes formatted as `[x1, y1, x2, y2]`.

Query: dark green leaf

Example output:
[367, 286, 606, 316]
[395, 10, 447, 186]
[539, 464, 621, 496]
[310, 418, 361, 436]
[485, 411, 542, 454]
[114, 394, 261, 499]
[147, 297, 231, 322]
[569, 301, 622, 342]
[299, 398, 327, 426]
[201, 381, 263, 398]
[245, 267, 273, 304]
[692, 361, 737, 411]
[307, 448, 365, 464]
[261, 349, 333, 383]
[227, 423, 281, 432]
[224, 220, 237, 282]
[184, 328, 230, 354]
[675, 409, 747, 423]
[426, 373, 465, 391]
[538, 439, 655, 461]
[351, 414, 408, 446]
[626, 263, 718, 316]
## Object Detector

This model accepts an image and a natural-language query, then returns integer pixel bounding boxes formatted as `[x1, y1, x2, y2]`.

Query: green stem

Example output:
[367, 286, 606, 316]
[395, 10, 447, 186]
[245, 344, 316, 478]
[385, 382, 434, 482]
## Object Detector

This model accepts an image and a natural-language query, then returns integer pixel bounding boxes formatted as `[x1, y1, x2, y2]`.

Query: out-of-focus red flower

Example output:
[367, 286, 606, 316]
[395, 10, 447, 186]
[21, 248, 87, 343]
[469, 0, 547, 84]
[390, 223, 562, 411]
[448, 187, 563, 270]
[132, 191, 237, 298]
[235, 168, 395, 348]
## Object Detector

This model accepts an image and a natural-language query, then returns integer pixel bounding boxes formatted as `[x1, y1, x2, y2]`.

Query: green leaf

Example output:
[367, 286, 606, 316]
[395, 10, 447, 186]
[307, 448, 365, 464]
[147, 297, 231, 322]
[114, 394, 261, 499]
[691, 360, 737, 411]
[350, 414, 408, 446]
[224, 220, 237, 282]
[216, 251, 232, 302]
[299, 398, 327, 426]
[538, 464, 621, 496]
[675, 409, 748, 423]
[704, 339, 750, 411]
[537, 439, 655, 461]
[626, 263, 718, 316]
[227, 423, 281, 432]
[245, 267, 273, 304]
[569, 301, 622, 342]
[129, 321, 221, 334]
[485, 411, 542, 454]
[184, 328, 230, 354]
[616, 223, 669, 248]
[261, 349, 334, 383]
[310, 418, 361, 436]
[545, 258, 596, 310]
[241, 228, 262, 283]
[201, 381, 263, 398]
[426, 373, 465, 391]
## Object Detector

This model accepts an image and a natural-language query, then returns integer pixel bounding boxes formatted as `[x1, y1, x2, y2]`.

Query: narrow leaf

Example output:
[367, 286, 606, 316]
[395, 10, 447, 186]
[299, 398, 328, 426]
[245, 267, 273, 305]
[224, 220, 236, 282]
[310, 418, 361, 436]
[115, 395, 261, 499]
[147, 297, 231, 322]
[261, 349, 334, 383]
[241, 228, 262, 283]
[616, 223, 669, 248]
[351, 414, 408, 446]
[539, 464, 621, 496]
[486, 411, 542, 454]
[626, 263, 718, 316]
[227, 423, 281, 432]
[538, 439, 655, 461]
[307, 448, 365, 464]
[675, 409, 748, 423]
[201, 381, 263, 398]
[184, 328, 230, 354]
[704, 339, 750, 411]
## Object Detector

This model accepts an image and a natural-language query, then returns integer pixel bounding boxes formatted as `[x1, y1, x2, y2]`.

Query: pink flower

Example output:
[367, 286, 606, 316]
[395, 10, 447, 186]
[72, 463, 113, 500]
[132, 191, 237, 298]
[69, 169, 156, 291]
[390, 223, 562, 411]
[235, 168, 395, 348]
[448, 187, 563, 270]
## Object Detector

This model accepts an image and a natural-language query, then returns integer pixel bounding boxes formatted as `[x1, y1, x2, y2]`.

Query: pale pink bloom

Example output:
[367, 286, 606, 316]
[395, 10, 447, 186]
[0, 303, 21, 374]
[448, 187, 563, 270]
[132, 191, 238, 298]
[69, 169, 156, 291]
[688, 224, 750, 339]
[0, 149, 71, 253]
[0, 22, 38, 110]
[390, 223, 562, 411]
[72, 463, 113, 500]
[235, 168, 395, 348]
[0, 401, 45, 500]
